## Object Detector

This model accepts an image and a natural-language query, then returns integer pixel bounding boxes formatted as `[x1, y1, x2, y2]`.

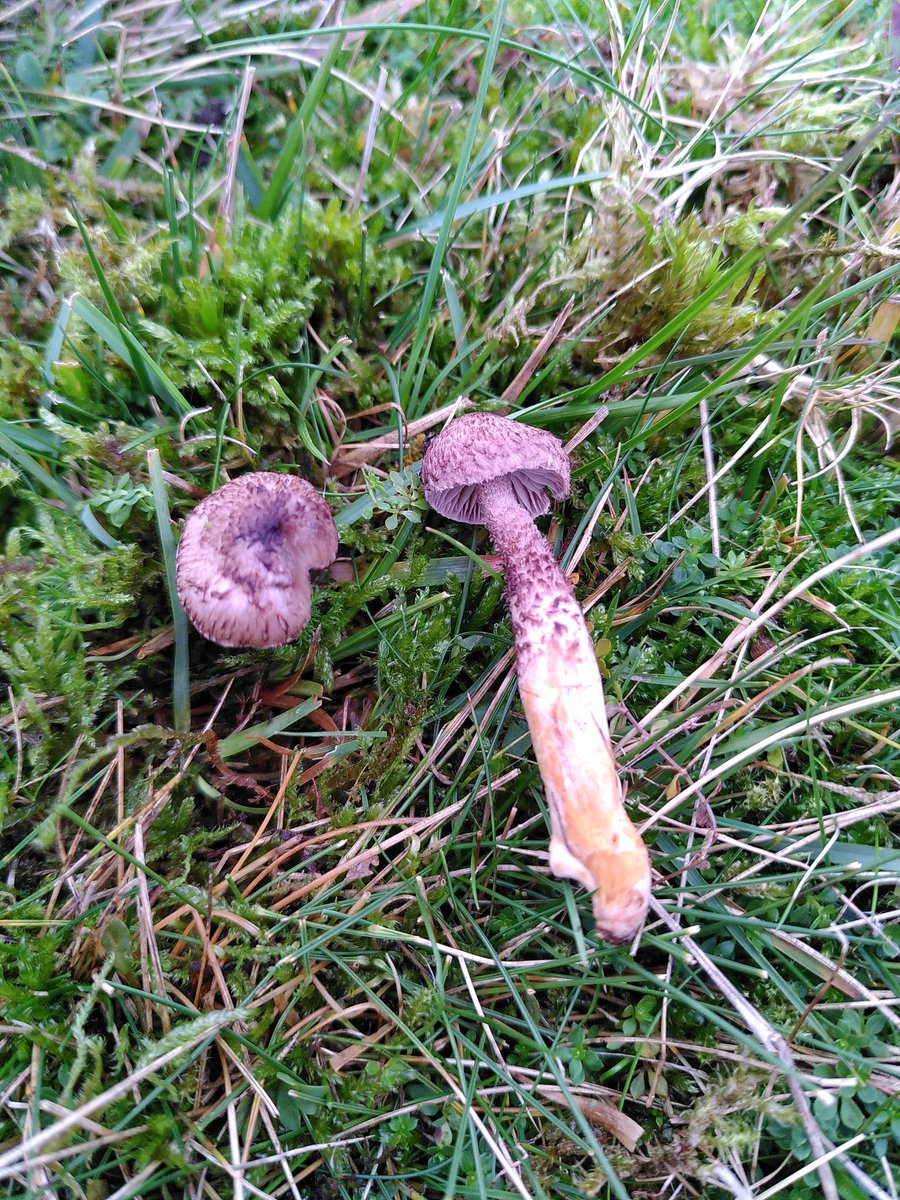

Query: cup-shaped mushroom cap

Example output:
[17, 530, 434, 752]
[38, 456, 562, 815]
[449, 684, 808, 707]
[420, 412, 570, 523]
[175, 472, 338, 648]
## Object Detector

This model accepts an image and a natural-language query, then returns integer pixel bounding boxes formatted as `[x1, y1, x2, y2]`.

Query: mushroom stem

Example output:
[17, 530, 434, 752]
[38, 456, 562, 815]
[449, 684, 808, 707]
[478, 475, 651, 944]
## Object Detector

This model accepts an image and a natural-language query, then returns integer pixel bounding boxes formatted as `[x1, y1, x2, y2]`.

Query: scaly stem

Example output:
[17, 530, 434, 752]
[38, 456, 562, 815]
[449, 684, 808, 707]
[479, 475, 651, 943]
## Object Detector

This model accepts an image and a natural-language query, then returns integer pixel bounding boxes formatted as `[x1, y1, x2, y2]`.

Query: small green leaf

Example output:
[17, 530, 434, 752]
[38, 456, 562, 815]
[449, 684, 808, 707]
[217, 697, 321, 758]
[15, 51, 45, 88]
[100, 918, 133, 972]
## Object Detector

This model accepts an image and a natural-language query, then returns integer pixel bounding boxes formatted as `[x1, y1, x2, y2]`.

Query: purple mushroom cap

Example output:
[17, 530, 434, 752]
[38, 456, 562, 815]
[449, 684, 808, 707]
[420, 412, 570, 523]
[175, 472, 337, 648]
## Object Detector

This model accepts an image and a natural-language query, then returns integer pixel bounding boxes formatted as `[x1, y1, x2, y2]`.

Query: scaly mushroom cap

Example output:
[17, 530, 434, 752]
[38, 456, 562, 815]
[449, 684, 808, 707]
[420, 412, 570, 523]
[175, 472, 338, 648]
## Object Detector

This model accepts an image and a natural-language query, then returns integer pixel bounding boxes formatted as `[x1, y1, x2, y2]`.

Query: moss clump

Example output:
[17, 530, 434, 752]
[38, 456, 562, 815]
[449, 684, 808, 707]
[133, 198, 407, 429]
[0, 508, 143, 787]
[550, 200, 775, 359]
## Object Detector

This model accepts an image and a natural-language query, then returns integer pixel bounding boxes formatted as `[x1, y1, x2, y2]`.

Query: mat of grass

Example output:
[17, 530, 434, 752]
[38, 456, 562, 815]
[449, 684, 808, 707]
[1, 2, 899, 1198]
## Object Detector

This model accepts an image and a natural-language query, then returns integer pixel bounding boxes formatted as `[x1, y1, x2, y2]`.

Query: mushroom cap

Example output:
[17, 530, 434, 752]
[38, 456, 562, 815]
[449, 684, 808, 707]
[420, 412, 570, 523]
[175, 472, 338, 648]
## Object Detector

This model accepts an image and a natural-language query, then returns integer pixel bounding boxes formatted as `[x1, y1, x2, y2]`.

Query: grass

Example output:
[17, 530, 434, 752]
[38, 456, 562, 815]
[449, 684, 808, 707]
[0, 0, 899, 1197]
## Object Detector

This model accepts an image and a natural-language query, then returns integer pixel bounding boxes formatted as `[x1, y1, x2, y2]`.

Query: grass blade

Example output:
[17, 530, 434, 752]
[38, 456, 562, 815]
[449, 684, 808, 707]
[255, 33, 345, 221]
[399, 3, 508, 419]
[147, 449, 190, 733]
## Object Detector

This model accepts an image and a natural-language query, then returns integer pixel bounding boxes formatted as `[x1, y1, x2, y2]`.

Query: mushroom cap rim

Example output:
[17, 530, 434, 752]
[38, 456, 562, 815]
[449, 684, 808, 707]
[420, 412, 570, 523]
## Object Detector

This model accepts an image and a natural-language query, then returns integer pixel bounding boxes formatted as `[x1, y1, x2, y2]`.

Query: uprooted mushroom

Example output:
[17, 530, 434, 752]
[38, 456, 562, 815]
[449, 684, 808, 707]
[175, 472, 338, 648]
[421, 412, 651, 944]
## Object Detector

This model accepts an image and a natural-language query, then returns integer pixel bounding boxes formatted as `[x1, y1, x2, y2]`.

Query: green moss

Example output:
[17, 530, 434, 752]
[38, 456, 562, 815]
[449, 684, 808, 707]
[0, 508, 142, 784]
[0, 187, 46, 253]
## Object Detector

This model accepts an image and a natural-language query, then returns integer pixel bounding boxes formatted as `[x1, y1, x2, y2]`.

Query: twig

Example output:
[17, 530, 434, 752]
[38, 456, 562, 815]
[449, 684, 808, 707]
[216, 63, 255, 240]
[350, 65, 386, 211]
[501, 298, 575, 407]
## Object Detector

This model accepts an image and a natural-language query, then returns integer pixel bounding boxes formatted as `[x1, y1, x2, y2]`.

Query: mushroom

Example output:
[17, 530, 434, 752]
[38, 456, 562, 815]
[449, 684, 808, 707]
[421, 412, 651, 944]
[175, 472, 338, 648]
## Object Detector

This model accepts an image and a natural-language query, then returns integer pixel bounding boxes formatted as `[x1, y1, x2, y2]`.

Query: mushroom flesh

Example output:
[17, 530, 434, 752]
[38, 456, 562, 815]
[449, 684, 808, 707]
[421, 412, 651, 944]
[176, 472, 338, 648]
